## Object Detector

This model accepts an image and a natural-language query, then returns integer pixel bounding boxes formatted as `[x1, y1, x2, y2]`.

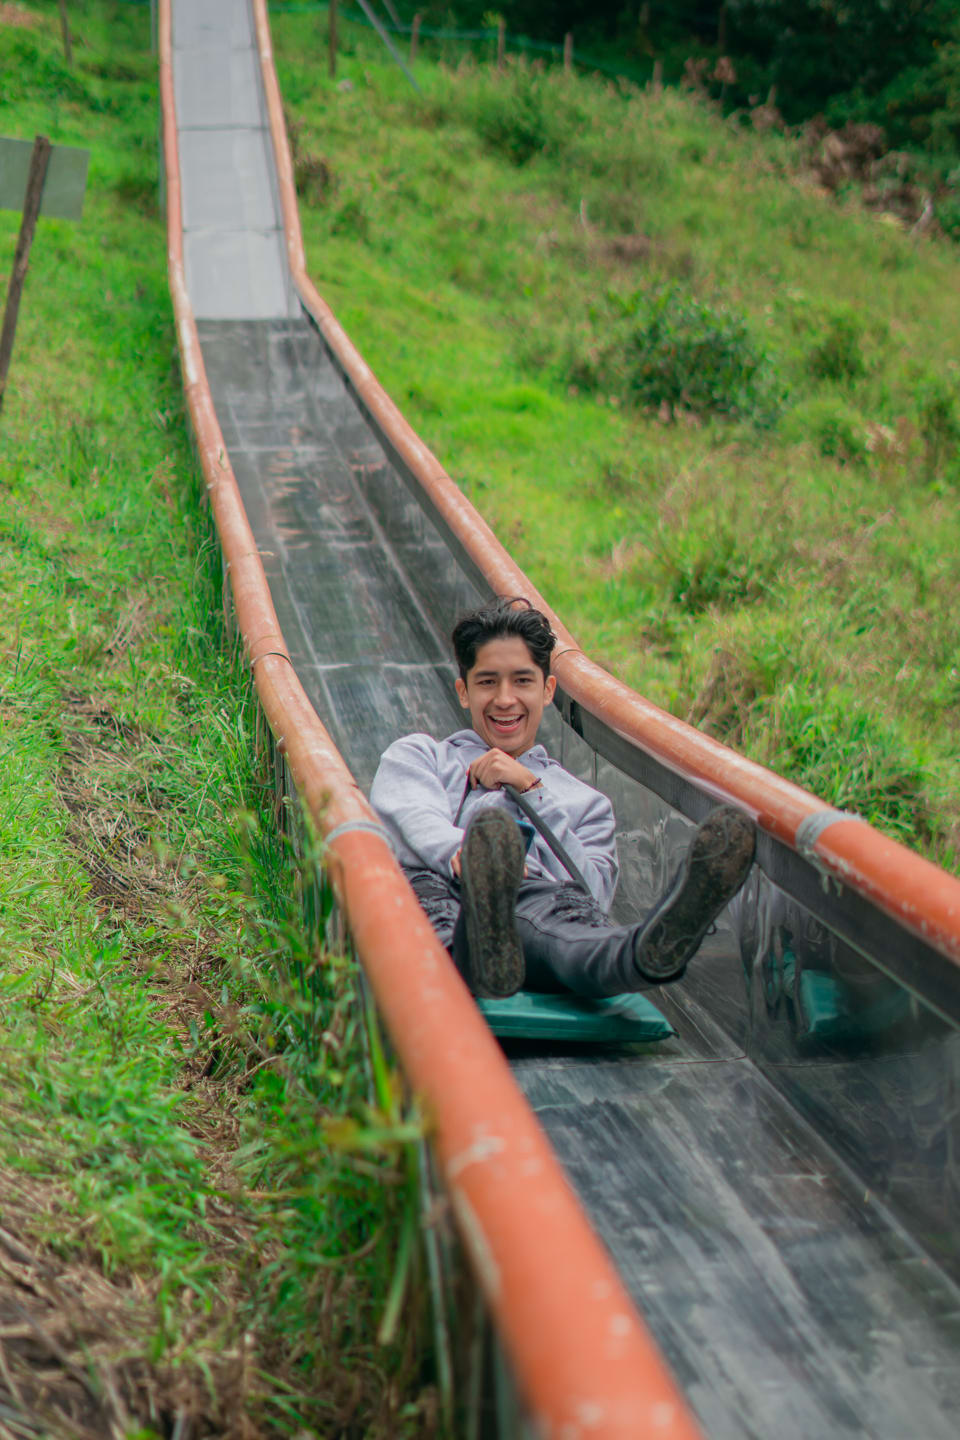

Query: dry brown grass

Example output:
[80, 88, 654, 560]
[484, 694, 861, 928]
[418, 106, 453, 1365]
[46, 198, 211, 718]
[0, 1191, 261, 1440]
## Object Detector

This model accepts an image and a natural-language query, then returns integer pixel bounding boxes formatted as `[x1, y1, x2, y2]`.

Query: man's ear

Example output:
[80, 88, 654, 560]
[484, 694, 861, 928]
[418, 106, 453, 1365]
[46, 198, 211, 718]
[455, 677, 470, 709]
[544, 675, 557, 705]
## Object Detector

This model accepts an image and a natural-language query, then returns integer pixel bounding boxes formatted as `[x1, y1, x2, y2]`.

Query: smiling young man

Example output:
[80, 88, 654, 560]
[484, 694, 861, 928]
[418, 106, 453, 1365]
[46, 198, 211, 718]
[370, 597, 756, 998]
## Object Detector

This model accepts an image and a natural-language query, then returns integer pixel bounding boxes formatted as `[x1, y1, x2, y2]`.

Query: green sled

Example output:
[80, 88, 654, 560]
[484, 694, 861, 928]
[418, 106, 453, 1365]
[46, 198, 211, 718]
[476, 989, 675, 1043]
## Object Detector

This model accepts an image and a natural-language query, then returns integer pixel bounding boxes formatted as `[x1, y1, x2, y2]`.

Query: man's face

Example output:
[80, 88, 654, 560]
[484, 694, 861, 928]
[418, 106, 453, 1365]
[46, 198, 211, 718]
[455, 636, 556, 757]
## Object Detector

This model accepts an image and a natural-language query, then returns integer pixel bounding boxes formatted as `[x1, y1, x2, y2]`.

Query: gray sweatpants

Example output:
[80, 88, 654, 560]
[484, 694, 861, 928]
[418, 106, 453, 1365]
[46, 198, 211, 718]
[404, 868, 646, 997]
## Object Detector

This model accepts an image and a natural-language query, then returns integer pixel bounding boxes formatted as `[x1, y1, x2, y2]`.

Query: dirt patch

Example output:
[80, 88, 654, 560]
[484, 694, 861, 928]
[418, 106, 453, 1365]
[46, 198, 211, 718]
[57, 690, 164, 917]
[0, 1069, 425, 1438]
[802, 119, 936, 230]
[598, 231, 654, 265]
[104, 596, 152, 658]
[0, 4, 40, 28]
[0, 1163, 264, 1439]
[285, 113, 336, 206]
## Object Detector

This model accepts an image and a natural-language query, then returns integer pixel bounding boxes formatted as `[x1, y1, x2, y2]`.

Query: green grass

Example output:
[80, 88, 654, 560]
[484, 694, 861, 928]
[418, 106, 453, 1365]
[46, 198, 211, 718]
[273, 8, 960, 870]
[0, 5, 430, 1435]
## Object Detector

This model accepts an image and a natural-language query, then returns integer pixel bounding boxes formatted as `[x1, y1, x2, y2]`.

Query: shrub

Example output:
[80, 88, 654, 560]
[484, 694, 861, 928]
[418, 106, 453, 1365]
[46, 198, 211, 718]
[805, 305, 869, 383]
[470, 65, 553, 164]
[565, 285, 783, 425]
[628, 288, 776, 419]
[783, 396, 869, 464]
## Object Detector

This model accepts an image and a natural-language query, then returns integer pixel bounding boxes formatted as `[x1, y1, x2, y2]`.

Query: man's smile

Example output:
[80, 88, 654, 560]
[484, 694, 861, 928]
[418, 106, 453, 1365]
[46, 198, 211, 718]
[487, 712, 524, 734]
[455, 636, 556, 756]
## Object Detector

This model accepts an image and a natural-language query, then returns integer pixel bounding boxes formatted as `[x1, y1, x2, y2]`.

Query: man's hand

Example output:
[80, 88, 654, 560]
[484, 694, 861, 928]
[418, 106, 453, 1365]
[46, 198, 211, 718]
[469, 748, 537, 793]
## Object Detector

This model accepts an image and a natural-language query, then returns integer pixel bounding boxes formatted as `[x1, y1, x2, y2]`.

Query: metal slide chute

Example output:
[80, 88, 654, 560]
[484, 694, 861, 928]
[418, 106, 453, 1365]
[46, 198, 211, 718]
[161, 0, 960, 1434]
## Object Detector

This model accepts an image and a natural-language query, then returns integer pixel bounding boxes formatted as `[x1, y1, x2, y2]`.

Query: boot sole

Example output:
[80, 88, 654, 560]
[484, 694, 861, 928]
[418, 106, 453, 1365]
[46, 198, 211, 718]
[460, 809, 525, 998]
[635, 807, 756, 982]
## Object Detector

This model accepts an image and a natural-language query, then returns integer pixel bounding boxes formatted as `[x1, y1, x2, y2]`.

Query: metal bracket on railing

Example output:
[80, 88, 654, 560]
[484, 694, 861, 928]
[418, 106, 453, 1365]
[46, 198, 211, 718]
[325, 818, 396, 850]
[795, 809, 861, 895]
[795, 809, 861, 860]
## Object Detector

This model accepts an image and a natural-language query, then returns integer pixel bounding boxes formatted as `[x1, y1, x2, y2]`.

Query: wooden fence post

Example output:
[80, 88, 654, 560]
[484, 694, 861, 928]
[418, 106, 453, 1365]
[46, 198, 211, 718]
[57, 0, 73, 67]
[652, 58, 663, 95]
[563, 32, 573, 72]
[0, 136, 52, 415]
[328, 0, 338, 78]
[410, 11, 421, 64]
[497, 16, 505, 70]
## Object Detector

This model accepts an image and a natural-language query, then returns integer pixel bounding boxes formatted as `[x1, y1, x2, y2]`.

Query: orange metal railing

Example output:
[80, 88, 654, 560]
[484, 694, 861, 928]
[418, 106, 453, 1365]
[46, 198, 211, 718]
[251, 0, 960, 976]
[158, 2, 706, 1435]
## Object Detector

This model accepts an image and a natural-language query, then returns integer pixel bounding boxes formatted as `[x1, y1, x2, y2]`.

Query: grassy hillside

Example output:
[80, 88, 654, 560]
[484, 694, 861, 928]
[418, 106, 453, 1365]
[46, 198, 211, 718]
[0, 4, 427, 1435]
[273, 8, 960, 871]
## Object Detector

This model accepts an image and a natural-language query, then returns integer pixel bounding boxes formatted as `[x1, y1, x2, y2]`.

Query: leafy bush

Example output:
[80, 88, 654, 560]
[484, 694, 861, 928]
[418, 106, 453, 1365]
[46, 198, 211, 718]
[470, 64, 554, 164]
[783, 397, 868, 465]
[805, 305, 869, 383]
[623, 287, 783, 422]
[565, 285, 783, 424]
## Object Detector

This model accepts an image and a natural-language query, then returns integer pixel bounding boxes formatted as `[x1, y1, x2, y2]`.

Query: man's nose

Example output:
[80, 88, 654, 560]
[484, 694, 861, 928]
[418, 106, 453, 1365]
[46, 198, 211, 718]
[494, 678, 515, 705]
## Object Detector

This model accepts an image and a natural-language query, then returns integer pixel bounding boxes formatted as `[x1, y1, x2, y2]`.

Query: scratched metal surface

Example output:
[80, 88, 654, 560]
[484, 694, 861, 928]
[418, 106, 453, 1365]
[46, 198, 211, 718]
[194, 317, 960, 1439]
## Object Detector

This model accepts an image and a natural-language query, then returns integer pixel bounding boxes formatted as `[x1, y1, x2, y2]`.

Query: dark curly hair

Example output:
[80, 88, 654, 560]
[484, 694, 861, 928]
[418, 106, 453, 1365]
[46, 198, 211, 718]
[451, 596, 556, 681]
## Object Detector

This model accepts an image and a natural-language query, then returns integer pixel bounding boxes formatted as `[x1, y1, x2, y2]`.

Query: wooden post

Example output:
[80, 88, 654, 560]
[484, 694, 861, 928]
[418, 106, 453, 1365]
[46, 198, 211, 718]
[410, 11, 421, 64]
[497, 16, 505, 71]
[0, 136, 52, 416]
[652, 59, 663, 95]
[57, 0, 73, 67]
[563, 32, 573, 73]
[328, 0, 338, 79]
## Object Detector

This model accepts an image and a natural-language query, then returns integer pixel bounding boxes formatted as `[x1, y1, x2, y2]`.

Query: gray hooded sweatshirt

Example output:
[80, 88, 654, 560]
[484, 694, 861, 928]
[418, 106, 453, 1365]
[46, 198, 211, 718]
[370, 728, 618, 910]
